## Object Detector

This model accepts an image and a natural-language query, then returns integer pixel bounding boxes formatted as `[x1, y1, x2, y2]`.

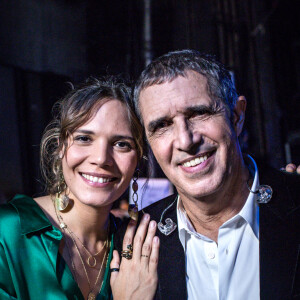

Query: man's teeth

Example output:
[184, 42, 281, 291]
[82, 174, 112, 183]
[183, 155, 208, 167]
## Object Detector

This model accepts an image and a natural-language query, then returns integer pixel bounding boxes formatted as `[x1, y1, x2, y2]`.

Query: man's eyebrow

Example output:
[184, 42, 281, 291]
[184, 104, 216, 115]
[147, 104, 221, 133]
[147, 116, 170, 133]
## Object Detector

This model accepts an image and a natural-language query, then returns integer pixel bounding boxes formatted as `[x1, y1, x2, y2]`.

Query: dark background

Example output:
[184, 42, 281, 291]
[0, 0, 299, 201]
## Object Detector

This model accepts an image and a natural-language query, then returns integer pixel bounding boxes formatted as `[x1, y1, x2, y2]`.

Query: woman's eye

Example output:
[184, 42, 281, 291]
[115, 141, 133, 150]
[74, 135, 91, 143]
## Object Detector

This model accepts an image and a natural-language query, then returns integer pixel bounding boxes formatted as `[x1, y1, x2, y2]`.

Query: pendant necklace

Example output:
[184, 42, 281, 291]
[53, 199, 110, 299]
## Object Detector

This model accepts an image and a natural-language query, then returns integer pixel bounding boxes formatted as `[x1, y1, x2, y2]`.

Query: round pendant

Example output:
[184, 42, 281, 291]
[88, 292, 96, 300]
[87, 256, 97, 268]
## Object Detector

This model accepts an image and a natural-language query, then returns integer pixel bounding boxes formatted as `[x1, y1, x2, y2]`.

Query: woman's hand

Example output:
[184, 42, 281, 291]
[110, 214, 159, 300]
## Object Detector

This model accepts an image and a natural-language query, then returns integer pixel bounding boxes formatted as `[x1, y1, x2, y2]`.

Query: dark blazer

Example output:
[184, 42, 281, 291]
[114, 166, 300, 300]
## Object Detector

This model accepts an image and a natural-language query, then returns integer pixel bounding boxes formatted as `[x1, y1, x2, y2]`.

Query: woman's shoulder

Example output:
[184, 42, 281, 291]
[0, 195, 31, 240]
[0, 194, 52, 240]
[0, 194, 31, 219]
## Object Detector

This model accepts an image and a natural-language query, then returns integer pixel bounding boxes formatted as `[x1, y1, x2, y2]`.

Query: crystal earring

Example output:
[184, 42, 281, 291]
[128, 169, 139, 221]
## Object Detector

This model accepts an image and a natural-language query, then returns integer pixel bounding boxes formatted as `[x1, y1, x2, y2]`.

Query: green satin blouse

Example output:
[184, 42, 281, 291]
[0, 194, 116, 300]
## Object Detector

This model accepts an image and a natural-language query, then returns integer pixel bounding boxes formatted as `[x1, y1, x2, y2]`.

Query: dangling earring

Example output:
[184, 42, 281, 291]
[128, 169, 139, 221]
[55, 191, 70, 211]
[55, 162, 70, 211]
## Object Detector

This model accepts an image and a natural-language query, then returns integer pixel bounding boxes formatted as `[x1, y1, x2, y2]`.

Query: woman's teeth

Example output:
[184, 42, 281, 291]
[82, 174, 112, 183]
[183, 155, 208, 167]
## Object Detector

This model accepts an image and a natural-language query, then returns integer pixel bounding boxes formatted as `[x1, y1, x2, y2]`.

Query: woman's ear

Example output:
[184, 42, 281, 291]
[233, 96, 247, 137]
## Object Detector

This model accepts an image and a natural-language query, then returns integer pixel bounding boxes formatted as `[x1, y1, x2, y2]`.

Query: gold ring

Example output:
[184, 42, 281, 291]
[121, 250, 133, 260]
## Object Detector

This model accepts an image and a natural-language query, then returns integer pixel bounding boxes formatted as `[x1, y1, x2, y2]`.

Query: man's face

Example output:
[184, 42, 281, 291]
[139, 71, 244, 201]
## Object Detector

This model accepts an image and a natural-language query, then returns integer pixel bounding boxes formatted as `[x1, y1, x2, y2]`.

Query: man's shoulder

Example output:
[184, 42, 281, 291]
[259, 162, 300, 197]
[258, 162, 300, 219]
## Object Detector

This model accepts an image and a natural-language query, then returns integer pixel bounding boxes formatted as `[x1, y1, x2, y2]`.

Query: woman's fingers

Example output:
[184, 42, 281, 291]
[110, 250, 120, 285]
[140, 220, 157, 268]
[149, 236, 160, 274]
[121, 218, 137, 263]
[132, 214, 150, 260]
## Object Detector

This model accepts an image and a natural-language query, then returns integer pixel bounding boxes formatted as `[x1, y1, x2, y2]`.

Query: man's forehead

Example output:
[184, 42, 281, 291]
[139, 73, 212, 121]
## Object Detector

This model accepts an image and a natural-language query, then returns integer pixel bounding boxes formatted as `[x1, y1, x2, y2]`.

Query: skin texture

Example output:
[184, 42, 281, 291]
[139, 71, 249, 240]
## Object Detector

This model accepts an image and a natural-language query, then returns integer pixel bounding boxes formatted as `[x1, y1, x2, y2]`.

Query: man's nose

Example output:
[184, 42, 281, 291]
[173, 119, 199, 152]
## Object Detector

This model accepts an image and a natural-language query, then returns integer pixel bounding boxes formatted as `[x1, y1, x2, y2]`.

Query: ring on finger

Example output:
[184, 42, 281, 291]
[127, 244, 133, 251]
[141, 254, 149, 258]
[121, 250, 133, 260]
[110, 268, 120, 272]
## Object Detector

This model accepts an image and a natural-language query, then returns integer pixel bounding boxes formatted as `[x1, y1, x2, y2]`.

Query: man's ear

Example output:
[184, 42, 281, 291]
[233, 95, 247, 137]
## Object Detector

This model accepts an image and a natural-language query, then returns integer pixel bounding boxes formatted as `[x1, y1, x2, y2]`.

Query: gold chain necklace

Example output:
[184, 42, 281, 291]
[53, 200, 110, 300]
[67, 227, 107, 268]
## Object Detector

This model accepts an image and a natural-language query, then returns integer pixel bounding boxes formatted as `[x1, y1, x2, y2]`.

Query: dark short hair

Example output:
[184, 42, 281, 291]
[40, 76, 144, 195]
[134, 49, 238, 121]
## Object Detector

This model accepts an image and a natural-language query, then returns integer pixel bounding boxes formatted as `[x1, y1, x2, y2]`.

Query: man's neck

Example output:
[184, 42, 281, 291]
[179, 164, 250, 242]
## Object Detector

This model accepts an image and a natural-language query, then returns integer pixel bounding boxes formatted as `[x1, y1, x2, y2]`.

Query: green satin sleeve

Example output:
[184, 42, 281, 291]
[0, 240, 17, 299]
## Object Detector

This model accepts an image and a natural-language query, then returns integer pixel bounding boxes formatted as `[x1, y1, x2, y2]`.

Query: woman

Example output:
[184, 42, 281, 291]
[0, 77, 159, 300]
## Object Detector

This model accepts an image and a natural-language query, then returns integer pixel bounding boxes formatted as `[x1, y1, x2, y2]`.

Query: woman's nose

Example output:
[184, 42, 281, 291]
[89, 142, 113, 167]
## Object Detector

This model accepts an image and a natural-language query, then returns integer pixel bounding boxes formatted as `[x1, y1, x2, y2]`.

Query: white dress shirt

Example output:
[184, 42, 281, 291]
[177, 157, 260, 300]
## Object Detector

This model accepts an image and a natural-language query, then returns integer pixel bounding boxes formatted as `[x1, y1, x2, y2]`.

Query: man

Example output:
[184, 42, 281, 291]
[115, 50, 300, 299]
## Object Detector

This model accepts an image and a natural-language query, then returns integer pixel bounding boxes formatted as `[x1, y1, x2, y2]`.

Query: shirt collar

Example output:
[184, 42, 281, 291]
[10, 194, 56, 236]
[177, 154, 260, 247]
[236, 154, 259, 238]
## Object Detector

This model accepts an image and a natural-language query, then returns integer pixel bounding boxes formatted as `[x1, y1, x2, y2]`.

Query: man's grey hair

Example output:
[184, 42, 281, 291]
[134, 49, 238, 122]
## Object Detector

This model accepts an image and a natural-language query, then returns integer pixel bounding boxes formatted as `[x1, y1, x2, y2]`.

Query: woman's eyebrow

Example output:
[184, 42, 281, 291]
[74, 129, 94, 134]
[112, 135, 135, 141]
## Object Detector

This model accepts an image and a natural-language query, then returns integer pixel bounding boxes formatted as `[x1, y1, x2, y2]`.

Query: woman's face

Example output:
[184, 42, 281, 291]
[61, 99, 138, 209]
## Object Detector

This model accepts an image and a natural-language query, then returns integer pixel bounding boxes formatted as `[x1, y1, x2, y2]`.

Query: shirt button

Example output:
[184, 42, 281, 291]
[207, 252, 215, 259]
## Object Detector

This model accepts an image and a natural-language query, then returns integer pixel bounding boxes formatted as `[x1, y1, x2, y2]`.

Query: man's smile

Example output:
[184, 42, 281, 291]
[180, 150, 215, 167]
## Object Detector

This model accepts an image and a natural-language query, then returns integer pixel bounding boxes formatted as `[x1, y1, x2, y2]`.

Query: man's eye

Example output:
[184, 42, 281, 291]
[154, 121, 171, 132]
